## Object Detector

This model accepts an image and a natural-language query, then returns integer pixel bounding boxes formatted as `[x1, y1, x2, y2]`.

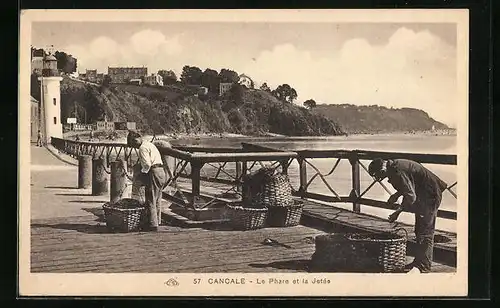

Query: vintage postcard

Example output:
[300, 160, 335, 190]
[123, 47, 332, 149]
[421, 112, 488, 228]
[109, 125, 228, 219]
[19, 9, 469, 297]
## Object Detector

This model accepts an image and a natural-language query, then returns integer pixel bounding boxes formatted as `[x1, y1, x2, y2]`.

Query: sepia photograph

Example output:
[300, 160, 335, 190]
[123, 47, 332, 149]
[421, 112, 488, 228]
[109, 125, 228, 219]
[19, 9, 469, 297]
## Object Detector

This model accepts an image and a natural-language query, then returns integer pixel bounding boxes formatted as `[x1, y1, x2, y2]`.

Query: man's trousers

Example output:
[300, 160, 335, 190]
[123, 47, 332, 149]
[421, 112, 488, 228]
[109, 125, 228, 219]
[144, 167, 167, 228]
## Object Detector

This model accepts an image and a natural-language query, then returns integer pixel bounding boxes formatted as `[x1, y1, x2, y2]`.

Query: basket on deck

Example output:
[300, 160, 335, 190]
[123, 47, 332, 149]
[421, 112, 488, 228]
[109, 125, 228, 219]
[266, 200, 304, 227]
[241, 167, 275, 207]
[226, 204, 268, 230]
[242, 166, 300, 227]
[103, 198, 146, 233]
[242, 167, 293, 207]
[310, 229, 408, 273]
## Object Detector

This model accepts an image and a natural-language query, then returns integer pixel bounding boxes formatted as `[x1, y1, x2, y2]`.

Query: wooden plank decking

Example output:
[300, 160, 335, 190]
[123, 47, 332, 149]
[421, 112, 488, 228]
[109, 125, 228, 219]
[173, 183, 457, 265]
[31, 214, 455, 273]
[301, 200, 457, 267]
[301, 201, 457, 250]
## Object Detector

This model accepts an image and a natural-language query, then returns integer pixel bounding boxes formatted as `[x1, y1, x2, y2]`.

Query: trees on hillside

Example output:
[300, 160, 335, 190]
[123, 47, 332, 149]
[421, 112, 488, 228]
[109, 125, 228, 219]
[180, 66, 203, 85]
[260, 82, 271, 92]
[229, 83, 244, 106]
[219, 69, 240, 83]
[54, 51, 77, 73]
[272, 84, 298, 103]
[177, 66, 249, 95]
[303, 99, 317, 110]
[201, 68, 220, 94]
[158, 70, 177, 84]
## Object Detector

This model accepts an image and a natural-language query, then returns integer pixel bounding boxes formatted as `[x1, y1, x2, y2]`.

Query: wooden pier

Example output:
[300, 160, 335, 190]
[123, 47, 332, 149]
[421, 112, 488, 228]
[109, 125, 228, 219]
[31, 138, 459, 272]
[31, 212, 455, 273]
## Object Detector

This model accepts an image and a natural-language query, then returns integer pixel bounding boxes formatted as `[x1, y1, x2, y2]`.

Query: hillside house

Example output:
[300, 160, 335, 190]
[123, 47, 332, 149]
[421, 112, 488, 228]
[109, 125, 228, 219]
[31, 49, 44, 75]
[129, 79, 142, 86]
[115, 122, 137, 131]
[96, 73, 104, 84]
[72, 124, 94, 131]
[86, 69, 98, 82]
[238, 74, 254, 88]
[108, 66, 148, 84]
[95, 121, 116, 131]
[186, 85, 209, 96]
[219, 82, 233, 96]
[144, 73, 164, 86]
[198, 86, 209, 95]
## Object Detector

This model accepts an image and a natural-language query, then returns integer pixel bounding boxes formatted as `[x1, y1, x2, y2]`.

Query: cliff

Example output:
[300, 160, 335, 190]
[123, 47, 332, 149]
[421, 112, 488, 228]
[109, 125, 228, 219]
[313, 103, 449, 134]
[58, 77, 345, 136]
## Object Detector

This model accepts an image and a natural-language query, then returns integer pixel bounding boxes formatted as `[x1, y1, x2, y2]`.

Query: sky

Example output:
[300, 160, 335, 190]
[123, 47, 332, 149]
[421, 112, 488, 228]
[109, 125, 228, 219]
[32, 22, 459, 127]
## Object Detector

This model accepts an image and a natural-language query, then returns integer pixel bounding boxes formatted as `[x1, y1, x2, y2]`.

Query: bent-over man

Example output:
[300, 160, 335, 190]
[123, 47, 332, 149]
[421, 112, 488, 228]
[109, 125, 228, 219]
[368, 158, 448, 273]
[127, 131, 166, 232]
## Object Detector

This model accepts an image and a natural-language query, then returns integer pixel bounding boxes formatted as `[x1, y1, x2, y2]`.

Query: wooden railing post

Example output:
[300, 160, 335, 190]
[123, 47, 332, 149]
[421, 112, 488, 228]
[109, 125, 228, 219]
[349, 152, 361, 213]
[190, 160, 203, 209]
[235, 161, 243, 193]
[298, 157, 307, 198]
[242, 161, 248, 175]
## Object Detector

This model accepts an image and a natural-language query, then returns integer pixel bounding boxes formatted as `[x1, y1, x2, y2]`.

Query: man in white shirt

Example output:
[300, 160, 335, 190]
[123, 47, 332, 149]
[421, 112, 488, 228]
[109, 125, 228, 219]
[127, 131, 167, 232]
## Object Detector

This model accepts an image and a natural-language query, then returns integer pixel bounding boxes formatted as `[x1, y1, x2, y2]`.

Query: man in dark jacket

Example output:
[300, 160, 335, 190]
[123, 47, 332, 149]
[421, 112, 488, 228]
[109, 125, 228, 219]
[368, 158, 448, 273]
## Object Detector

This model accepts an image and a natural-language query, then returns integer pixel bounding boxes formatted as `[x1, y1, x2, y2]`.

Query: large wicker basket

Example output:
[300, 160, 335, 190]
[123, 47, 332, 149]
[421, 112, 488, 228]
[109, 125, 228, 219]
[250, 171, 293, 208]
[226, 204, 268, 230]
[241, 166, 299, 228]
[267, 200, 304, 227]
[103, 198, 146, 233]
[310, 229, 408, 273]
[242, 167, 273, 207]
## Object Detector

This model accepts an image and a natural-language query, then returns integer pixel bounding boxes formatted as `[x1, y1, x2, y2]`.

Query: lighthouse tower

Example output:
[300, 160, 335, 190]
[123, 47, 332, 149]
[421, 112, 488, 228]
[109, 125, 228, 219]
[38, 53, 63, 144]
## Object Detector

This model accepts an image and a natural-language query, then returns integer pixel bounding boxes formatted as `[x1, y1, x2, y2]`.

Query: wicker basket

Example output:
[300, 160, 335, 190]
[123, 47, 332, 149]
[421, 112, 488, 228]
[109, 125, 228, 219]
[242, 167, 293, 207]
[242, 167, 272, 207]
[226, 204, 268, 230]
[266, 200, 304, 227]
[256, 173, 293, 208]
[310, 229, 408, 273]
[103, 198, 146, 233]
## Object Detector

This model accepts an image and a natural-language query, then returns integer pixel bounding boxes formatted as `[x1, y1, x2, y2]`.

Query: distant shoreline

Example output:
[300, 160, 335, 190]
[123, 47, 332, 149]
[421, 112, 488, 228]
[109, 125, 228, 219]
[346, 129, 457, 137]
[63, 129, 456, 145]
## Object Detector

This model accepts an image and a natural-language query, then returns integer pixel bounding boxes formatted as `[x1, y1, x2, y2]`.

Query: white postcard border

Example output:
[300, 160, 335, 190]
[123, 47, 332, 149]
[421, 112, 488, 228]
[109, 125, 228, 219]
[19, 9, 469, 297]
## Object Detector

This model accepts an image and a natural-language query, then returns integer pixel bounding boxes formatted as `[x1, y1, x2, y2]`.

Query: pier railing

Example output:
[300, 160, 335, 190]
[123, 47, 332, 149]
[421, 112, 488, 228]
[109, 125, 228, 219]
[291, 148, 457, 220]
[51, 137, 457, 221]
